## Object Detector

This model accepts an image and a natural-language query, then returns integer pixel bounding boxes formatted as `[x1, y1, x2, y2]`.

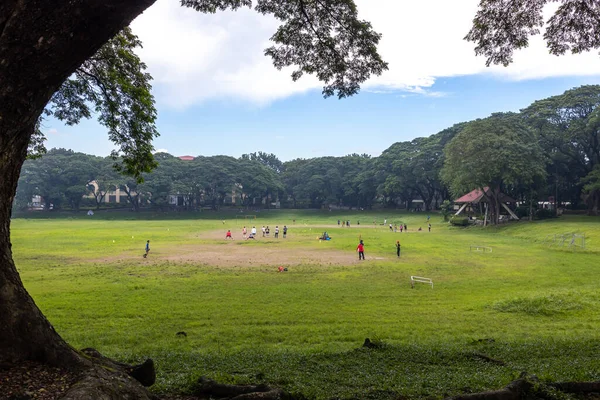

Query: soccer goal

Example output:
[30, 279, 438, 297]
[470, 245, 492, 253]
[569, 233, 586, 250]
[545, 232, 586, 250]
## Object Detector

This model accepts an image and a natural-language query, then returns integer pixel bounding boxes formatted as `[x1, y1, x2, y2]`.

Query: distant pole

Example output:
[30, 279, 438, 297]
[484, 203, 488, 227]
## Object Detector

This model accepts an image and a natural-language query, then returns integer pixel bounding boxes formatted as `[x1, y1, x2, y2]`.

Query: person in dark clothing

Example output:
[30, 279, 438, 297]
[357, 240, 365, 260]
[143, 240, 150, 258]
[396, 240, 401, 258]
[283, 225, 288, 238]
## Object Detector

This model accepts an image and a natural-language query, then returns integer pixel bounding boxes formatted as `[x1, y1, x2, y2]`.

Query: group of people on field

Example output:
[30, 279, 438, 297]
[144, 215, 433, 261]
[226, 225, 288, 240]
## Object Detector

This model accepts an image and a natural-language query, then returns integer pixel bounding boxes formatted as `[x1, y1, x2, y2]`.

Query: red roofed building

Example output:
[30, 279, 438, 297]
[454, 187, 519, 223]
[454, 187, 516, 204]
[178, 155, 194, 161]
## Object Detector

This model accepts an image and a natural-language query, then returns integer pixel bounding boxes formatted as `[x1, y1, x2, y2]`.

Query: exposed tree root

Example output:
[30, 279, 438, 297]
[193, 376, 285, 399]
[550, 381, 600, 393]
[447, 373, 600, 400]
[447, 376, 532, 400]
[57, 348, 156, 399]
[80, 347, 156, 387]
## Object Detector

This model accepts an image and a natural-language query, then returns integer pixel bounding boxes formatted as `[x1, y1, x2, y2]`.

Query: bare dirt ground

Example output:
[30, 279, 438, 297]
[93, 230, 376, 267]
[158, 242, 360, 267]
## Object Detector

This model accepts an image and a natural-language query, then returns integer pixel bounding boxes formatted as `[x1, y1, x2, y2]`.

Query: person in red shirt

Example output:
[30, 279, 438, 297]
[225, 230, 233, 240]
[357, 240, 365, 260]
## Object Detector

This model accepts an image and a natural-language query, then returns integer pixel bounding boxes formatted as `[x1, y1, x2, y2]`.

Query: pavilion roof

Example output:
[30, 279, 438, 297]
[454, 187, 516, 204]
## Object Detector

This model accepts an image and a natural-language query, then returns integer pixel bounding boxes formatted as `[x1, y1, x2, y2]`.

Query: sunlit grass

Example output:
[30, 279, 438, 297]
[10, 211, 600, 399]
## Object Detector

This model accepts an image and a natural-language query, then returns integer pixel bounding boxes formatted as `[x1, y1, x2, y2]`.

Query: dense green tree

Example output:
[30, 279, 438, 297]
[522, 85, 600, 213]
[194, 156, 239, 210]
[238, 159, 284, 208]
[18, 149, 95, 211]
[281, 158, 310, 208]
[141, 153, 180, 209]
[338, 154, 375, 208]
[87, 157, 121, 209]
[441, 113, 547, 225]
[581, 165, 600, 215]
[375, 124, 464, 210]
[241, 152, 283, 174]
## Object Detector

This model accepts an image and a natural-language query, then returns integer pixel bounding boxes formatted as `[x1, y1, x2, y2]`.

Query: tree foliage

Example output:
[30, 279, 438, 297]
[38, 27, 158, 180]
[466, 0, 600, 67]
[183, 0, 388, 98]
[441, 113, 547, 224]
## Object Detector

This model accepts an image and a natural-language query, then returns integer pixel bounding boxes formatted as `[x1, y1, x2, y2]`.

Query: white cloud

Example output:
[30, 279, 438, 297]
[154, 148, 169, 154]
[131, 0, 600, 108]
[46, 128, 59, 135]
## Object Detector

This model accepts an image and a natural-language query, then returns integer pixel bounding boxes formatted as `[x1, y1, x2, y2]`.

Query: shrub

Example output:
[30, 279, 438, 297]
[515, 206, 530, 219]
[449, 216, 469, 226]
[440, 200, 452, 221]
[535, 208, 557, 220]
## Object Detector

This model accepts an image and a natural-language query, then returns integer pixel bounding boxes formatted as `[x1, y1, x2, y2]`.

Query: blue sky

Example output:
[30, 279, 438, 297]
[42, 0, 600, 161]
[44, 75, 600, 161]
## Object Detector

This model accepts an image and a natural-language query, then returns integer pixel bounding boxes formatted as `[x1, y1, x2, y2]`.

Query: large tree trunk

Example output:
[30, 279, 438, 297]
[0, 0, 156, 367]
[0, 125, 84, 367]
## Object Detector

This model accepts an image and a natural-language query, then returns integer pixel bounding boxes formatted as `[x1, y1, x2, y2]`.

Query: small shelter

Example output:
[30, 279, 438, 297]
[454, 187, 519, 221]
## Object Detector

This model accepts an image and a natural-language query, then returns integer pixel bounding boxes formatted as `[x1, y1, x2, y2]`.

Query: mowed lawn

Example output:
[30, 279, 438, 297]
[10, 211, 600, 399]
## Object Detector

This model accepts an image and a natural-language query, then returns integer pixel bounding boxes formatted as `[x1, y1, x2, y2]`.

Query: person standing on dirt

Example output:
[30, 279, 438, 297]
[283, 225, 288, 238]
[262, 226, 266, 237]
[251, 226, 257, 236]
[275, 226, 279, 238]
[357, 240, 365, 260]
[226, 230, 233, 240]
[242, 226, 247, 239]
[143, 240, 150, 258]
[396, 240, 401, 258]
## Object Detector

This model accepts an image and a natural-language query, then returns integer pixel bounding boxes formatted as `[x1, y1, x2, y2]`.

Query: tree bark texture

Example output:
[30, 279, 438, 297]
[0, 0, 156, 366]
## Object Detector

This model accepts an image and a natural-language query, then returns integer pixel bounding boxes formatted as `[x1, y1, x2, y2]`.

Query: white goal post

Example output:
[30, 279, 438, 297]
[411, 276, 433, 289]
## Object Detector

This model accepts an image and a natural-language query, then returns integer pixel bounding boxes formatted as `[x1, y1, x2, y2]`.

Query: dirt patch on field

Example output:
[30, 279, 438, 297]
[159, 242, 360, 267]
[92, 238, 369, 268]
[90, 229, 388, 267]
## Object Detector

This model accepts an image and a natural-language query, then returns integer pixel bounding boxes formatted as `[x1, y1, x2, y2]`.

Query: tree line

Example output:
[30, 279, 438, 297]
[15, 85, 600, 216]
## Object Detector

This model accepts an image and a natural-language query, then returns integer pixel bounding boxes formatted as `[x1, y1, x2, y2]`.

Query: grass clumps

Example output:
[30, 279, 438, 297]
[491, 293, 586, 316]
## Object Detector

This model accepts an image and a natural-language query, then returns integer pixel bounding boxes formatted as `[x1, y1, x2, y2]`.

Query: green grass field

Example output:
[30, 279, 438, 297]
[10, 211, 600, 399]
